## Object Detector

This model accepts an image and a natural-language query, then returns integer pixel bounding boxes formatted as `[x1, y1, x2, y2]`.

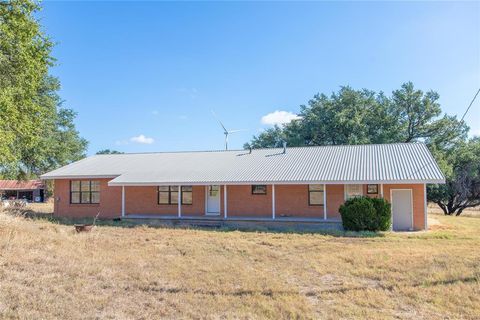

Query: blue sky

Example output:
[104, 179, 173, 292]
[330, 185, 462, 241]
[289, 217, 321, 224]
[40, 1, 480, 155]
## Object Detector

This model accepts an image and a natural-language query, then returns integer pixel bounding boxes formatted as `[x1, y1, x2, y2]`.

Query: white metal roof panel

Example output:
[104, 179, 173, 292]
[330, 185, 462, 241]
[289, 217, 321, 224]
[40, 143, 445, 185]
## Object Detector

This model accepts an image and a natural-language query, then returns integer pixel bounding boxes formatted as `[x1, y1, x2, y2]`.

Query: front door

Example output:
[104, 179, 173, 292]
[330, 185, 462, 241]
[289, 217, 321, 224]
[391, 189, 413, 231]
[206, 185, 220, 215]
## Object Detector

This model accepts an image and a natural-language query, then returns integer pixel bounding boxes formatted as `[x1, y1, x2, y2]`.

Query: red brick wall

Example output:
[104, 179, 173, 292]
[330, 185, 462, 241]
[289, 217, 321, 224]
[276, 185, 323, 218]
[53, 179, 121, 218]
[125, 186, 205, 216]
[227, 185, 272, 217]
[326, 184, 344, 219]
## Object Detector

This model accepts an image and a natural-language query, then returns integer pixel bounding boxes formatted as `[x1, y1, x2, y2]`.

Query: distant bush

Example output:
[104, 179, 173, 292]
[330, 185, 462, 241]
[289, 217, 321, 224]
[339, 197, 391, 231]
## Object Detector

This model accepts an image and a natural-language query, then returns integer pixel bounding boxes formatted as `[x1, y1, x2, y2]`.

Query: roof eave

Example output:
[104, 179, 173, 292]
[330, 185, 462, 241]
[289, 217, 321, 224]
[40, 175, 120, 180]
[107, 179, 446, 187]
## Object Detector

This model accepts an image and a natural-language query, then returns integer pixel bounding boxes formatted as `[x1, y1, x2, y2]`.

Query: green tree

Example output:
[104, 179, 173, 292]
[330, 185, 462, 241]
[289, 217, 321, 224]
[96, 149, 124, 155]
[0, 0, 86, 178]
[428, 138, 480, 215]
[389, 82, 467, 148]
[1, 0, 52, 167]
[299, 88, 394, 145]
[246, 83, 466, 149]
[244, 126, 285, 149]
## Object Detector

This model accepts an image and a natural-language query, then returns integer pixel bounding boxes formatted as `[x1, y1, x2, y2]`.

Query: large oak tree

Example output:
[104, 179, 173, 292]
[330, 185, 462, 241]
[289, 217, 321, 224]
[0, 0, 87, 179]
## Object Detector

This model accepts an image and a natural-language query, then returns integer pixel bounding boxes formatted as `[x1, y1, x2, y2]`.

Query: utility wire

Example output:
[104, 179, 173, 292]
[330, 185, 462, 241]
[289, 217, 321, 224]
[406, 87, 480, 180]
[461, 88, 480, 122]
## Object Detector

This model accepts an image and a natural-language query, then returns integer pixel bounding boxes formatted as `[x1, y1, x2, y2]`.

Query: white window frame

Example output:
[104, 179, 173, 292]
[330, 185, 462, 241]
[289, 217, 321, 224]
[344, 184, 363, 200]
[308, 184, 325, 206]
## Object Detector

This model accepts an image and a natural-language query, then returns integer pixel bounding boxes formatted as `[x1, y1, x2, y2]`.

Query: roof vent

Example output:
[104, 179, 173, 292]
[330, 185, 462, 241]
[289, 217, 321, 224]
[282, 141, 287, 154]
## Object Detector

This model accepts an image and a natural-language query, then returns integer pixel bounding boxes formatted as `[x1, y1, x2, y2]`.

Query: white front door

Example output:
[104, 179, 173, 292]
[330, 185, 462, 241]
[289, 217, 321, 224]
[391, 189, 413, 231]
[206, 185, 220, 215]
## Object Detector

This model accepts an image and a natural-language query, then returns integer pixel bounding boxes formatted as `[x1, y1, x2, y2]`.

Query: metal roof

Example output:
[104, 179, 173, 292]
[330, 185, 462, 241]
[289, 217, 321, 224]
[0, 180, 45, 190]
[40, 143, 445, 185]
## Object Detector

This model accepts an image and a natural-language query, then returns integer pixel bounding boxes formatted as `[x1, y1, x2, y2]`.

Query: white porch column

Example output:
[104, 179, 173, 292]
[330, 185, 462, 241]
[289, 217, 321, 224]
[272, 184, 276, 220]
[323, 184, 327, 220]
[380, 184, 384, 198]
[178, 185, 182, 218]
[121, 186, 125, 217]
[204, 186, 208, 214]
[224, 185, 228, 219]
[424, 183, 428, 231]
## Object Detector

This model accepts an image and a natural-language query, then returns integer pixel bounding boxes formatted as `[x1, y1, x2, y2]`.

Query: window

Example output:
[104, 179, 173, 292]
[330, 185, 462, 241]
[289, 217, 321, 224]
[182, 186, 193, 205]
[70, 180, 100, 204]
[158, 186, 192, 205]
[208, 185, 219, 197]
[251, 185, 267, 195]
[345, 184, 363, 200]
[309, 184, 324, 206]
[367, 184, 378, 194]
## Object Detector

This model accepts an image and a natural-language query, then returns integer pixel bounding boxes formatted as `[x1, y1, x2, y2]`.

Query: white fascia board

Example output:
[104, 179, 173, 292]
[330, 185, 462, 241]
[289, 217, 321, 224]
[107, 179, 445, 187]
[40, 175, 120, 180]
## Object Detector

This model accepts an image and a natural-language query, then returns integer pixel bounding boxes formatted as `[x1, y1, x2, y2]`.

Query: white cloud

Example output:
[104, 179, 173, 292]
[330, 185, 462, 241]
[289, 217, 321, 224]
[261, 110, 301, 126]
[130, 134, 154, 144]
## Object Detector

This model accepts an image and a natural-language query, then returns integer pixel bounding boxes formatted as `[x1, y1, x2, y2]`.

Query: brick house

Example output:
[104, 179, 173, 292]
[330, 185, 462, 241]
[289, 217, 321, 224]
[41, 143, 444, 231]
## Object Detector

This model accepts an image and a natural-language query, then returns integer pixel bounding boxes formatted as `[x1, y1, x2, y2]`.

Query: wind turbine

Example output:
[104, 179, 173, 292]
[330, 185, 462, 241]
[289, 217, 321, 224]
[211, 110, 245, 150]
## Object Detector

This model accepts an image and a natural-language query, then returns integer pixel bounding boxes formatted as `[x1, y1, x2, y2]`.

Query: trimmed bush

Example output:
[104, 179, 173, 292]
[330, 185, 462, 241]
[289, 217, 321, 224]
[339, 196, 391, 231]
[370, 197, 392, 231]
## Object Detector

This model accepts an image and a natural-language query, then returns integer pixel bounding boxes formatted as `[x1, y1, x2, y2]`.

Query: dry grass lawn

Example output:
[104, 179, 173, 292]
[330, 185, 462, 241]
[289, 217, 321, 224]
[1, 203, 479, 319]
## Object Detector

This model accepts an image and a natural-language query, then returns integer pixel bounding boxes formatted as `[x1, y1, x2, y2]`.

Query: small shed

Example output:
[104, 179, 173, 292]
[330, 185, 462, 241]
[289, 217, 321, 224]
[0, 180, 46, 202]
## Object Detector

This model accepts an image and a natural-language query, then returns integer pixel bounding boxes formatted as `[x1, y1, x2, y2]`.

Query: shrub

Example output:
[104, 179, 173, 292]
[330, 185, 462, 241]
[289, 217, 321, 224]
[339, 196, 391, 232]
[369, 197, 392, 231]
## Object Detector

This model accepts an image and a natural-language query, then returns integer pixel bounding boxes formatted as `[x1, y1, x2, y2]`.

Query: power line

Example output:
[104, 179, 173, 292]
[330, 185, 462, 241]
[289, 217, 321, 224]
[461, 87, 480, 122]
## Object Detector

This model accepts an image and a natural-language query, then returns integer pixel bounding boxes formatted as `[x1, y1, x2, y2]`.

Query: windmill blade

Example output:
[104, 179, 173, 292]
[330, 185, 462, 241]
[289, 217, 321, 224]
[211, 110, 228, 133]
[227, 129, 247, 134]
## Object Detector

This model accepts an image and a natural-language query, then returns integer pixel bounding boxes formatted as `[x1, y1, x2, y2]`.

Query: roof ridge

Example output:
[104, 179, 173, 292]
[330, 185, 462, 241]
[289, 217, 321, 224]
[94, 142, 423, 156]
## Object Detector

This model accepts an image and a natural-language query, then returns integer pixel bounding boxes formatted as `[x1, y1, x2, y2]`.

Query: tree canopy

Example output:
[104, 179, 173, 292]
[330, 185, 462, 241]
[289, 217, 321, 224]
[245, 82, 475, 215]
[96, 149, 124, 155]
[0, 0, 87, 179]
[245, 82, 467, 149]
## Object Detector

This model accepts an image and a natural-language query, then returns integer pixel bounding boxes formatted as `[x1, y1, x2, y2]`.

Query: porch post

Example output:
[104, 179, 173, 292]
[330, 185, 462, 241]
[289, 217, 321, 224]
[424, 183, 428, 231]
[224, 185, 228, 219]
[272, 184, 276, 220]
[323, 184, 327, 220]
[178, 185, 182, 218]
[121, 186, 125, 217]
[204, 186, 208, 214]
[380, 184, 384, 198]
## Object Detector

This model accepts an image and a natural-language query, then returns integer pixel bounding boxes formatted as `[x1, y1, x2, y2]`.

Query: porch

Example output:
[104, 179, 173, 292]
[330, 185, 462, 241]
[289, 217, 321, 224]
[122, 214, 343, 231]
[118, 184, 348, 221]
[115, 183, 390, 224]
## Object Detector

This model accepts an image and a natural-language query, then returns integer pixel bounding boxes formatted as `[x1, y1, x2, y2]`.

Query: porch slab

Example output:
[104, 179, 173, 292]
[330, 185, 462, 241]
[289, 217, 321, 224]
[122, 214, 343, 232]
